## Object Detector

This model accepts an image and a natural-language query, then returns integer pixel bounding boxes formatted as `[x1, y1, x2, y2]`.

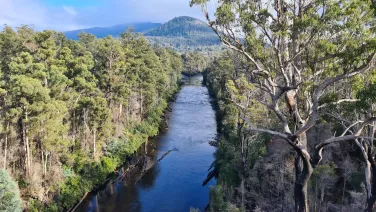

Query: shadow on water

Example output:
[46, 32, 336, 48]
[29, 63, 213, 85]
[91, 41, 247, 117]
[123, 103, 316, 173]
[78, 75, 217, 212]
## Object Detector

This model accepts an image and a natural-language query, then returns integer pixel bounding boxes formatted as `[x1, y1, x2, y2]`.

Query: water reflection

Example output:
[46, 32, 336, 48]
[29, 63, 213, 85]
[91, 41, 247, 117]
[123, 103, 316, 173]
[79, 75, 217, 212]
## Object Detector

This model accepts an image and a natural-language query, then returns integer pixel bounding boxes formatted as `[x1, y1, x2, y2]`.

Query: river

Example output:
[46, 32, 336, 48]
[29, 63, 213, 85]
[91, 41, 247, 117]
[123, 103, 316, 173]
[77, 75, 217, 212]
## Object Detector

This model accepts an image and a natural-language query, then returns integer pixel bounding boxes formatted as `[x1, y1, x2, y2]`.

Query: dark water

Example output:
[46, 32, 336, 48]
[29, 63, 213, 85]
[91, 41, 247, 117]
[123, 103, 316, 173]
[78, 75, 217, 212]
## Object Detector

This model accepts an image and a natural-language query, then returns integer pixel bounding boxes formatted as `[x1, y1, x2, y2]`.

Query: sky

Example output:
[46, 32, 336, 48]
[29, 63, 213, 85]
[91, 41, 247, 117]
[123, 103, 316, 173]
[0, 0, 216, 31]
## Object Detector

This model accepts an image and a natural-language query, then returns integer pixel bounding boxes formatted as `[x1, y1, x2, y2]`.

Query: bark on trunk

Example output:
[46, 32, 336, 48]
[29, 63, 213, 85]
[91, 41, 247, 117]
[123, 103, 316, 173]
[240, 178, 245, 209]
[119, 103, 123, 119]
[42, 151, 48, 177]
[24, 109, 31, 176]
[365, 160, 376, 212]
[294, 133, 313, 212]
[294, 168, 311, 212]
[42, 151, 44, 176]
[342, 174, 346, 207]
[44, 152, 48, 177]
[140, 86, 143, 121]
[366, 197, 376, 212]
[3, 123, 8, 169]
[93, 128, 96, 159]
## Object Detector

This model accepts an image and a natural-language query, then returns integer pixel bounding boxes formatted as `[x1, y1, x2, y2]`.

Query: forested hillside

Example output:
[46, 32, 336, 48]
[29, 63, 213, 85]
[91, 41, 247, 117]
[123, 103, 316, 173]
[64, 16, 222, 52]
[145, 16, 221, 51]
[144, 16, 214, 37]
[0, 26, 182, 211]
[191, 0, 376, 211]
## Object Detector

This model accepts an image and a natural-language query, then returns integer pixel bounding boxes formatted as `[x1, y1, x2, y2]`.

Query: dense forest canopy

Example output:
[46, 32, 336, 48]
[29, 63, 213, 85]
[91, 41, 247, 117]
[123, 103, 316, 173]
[191, 0, 376, 211]
[4, 0, 376, 211]
[181, 51, 209, 76]
[144, 16, 216, 37]
[0, 26, 182, 211]
[145, 16, 221, 52]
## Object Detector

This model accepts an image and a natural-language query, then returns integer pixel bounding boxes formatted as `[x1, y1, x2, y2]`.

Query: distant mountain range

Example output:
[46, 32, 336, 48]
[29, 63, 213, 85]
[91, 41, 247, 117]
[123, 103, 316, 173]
[64, 16, 221, 51]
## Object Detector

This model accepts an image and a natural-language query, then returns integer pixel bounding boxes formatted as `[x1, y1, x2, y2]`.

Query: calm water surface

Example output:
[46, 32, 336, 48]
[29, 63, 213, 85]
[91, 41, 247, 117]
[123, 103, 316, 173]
[78, 75, 217, 212]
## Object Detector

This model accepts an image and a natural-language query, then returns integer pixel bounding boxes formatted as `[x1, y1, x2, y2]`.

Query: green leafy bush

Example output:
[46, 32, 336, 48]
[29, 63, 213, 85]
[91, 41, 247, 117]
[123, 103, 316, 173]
[0, 169, 22, 212]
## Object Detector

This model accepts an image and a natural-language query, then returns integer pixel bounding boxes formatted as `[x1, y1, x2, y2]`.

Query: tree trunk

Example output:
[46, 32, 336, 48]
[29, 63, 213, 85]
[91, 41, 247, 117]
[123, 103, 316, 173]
[93, 128, 96, 159]
[365, 160, 376, 212]
[42, 151, 44, 176]
[314, 180, 317, 212]
[42, 151, 48, 177]
[3, 123, 8, 169]
[294, 144, 313, 211]
[140, 86, 143, 121]
[240, 178, 245, 210]
[320, 186, 325, 203]
[144, 139, 148, 154]
[294, 132, 312, 212]
[44, 152, 48, 177]
[366, 196, 376, 212]
[342, 174, 347, 209]
[119, 103, 123, 118]
[294, 177, 310, 212]
[24, 109, 31, 177]
[73, 110, 76, 151]
[241, 135, 245, 210]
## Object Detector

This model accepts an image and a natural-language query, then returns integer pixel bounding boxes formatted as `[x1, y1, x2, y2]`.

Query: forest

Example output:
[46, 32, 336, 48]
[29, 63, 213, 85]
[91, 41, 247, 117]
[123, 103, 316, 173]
[190, 0, 376, 211]
[144, 16, 222, 52]
[3, 0, 376, 211]
[0, 27, 182, 211]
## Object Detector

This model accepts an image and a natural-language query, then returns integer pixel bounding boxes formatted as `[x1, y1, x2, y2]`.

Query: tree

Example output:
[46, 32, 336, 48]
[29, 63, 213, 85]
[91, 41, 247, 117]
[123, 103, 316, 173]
[0, 26, 183, 211]
[0, 169, 22, 212]
[226, 74, 267, 209]
[191, 0, 376, 211]
[326, 81, 376, 211]
[182, 51, 208, 76]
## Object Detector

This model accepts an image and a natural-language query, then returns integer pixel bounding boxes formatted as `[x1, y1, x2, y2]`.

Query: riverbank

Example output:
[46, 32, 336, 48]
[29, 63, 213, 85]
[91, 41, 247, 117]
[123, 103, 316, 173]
[62, 76, 186, 212]
[202, 59, 268, 211]
[78, 75, 217, 212]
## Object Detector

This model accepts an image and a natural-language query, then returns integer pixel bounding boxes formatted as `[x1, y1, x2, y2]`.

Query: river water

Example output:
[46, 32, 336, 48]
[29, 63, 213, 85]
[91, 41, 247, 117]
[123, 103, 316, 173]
[78, 75, 217, 212]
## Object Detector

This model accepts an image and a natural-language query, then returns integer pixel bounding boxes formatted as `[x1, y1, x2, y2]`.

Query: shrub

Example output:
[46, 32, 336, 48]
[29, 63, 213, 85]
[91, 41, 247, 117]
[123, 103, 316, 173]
[0, 169, 22, 212]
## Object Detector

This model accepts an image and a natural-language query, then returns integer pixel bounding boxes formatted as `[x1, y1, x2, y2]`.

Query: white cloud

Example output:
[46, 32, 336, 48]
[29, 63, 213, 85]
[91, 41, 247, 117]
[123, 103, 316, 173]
[63, 6, 78, 16]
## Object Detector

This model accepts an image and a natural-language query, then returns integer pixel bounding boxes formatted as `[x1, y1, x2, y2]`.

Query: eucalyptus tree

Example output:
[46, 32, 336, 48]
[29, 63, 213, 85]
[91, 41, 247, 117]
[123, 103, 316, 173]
[191, 0, 376, 211]
[325, 80, 376, 211]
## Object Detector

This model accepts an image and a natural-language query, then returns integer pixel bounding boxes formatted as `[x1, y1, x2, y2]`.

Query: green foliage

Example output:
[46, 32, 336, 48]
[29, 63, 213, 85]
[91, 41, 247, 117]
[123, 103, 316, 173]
[145, 16, 215, 37]
[0, 170, 22, 212]
[59, 176, 90, 209]
[311, 164, 337, 188]
[204, 51, 269, 209]
[209, 185, 229, 211]
[181, 51, 209, 76]
[106, 137, 130, 159]
[193, 0, 376, 210]
[0, 26, 182, 211]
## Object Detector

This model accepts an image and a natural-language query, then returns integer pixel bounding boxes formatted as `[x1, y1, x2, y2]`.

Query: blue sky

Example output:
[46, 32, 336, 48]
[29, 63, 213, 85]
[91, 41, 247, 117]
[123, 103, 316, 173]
[43, 0, 102, 8]
[0, 0, 216, 31]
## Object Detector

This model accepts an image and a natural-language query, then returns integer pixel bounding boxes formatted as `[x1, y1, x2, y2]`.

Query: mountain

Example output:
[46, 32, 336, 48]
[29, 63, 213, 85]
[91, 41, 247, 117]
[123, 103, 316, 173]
[144, 16, 214, 37]
[144, 16, 221, 51]
[64, 16, 222, 52]
[64, 22, 161, 40]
